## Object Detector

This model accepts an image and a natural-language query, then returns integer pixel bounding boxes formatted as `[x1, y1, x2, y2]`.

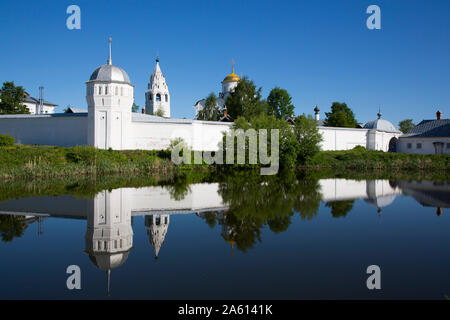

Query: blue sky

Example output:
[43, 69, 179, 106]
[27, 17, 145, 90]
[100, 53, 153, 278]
[0, 0, 449, 125]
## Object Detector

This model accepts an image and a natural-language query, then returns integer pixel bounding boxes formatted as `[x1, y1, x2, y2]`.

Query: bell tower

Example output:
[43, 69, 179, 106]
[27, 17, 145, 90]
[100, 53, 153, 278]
[145, 57, 170, 117]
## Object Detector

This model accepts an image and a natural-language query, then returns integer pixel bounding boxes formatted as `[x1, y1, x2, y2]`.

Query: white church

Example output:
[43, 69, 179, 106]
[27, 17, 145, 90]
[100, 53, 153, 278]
[0, 39, 402, 153]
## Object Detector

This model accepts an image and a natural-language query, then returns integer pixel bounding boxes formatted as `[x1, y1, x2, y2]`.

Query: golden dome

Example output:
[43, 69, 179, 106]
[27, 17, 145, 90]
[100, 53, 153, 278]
[222, 59, 241, 83]
[222, 72, 240, 83]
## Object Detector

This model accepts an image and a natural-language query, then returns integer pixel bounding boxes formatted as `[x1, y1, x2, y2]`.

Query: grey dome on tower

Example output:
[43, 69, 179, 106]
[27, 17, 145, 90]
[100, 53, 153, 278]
[89, 64, 131, 84]
[363, 111, 400, 133]
[88, 37, 131, 84]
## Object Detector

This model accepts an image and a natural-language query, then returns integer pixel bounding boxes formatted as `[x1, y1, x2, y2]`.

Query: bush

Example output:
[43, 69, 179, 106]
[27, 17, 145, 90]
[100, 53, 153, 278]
[0, 134, 15, 146]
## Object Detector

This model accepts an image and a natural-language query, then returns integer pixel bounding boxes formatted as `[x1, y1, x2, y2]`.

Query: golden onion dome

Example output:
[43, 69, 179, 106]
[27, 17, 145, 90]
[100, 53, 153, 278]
[222, 72, 240, 83]
[222, 59, 241, 83]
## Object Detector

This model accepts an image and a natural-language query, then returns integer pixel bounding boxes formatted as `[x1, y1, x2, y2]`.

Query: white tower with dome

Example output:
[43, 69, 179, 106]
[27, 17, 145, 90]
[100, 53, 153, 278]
[145, 58, 170, 117]
[86, 38, 134, 150]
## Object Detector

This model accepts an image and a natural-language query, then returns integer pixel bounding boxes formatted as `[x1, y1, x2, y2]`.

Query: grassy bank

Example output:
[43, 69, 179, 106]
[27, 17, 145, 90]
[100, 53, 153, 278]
[0, 144, 449, 180]
[306, 147, 450, 171]
[0, 145, 178, 179]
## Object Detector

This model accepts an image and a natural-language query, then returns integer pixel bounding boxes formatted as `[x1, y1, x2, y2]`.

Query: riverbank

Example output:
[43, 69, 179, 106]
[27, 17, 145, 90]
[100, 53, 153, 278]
[0, 144, 449, 180]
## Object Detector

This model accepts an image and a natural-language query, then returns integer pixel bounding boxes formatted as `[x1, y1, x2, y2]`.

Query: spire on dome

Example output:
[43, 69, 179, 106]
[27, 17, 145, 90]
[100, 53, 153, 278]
[231, 58, 235, 73]
[377, 107, 382, 119]
[107, 37, 112, 65]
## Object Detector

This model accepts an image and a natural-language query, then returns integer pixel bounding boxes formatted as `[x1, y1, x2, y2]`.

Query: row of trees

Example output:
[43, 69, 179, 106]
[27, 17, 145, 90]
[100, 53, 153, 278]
[197, 77, 359, 128]
[197, 77, 418, 134]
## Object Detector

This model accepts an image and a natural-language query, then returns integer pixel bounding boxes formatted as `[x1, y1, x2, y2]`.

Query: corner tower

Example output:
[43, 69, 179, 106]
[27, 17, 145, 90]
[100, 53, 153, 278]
[145, 58, 170, 117]
[86, 38, 134, 150]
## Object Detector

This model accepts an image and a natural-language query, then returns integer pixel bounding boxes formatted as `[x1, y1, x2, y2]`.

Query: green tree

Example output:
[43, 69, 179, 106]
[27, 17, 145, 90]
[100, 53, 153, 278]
[0, 81, 29, 114]
[132, 103, 140, 113]
[398, 119, 415, 133]
[225, 76, 267, 120]
[154, 109, 165, 117]
[197, 92, 220, 121]
[293, 114, 323, 163]
[267, 87, 295, 120]
[324, 102, 358, 128]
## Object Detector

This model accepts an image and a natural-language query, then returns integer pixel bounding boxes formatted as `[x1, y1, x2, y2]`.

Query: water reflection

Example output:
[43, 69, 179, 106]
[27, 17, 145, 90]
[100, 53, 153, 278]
[0, 177, 449, 296]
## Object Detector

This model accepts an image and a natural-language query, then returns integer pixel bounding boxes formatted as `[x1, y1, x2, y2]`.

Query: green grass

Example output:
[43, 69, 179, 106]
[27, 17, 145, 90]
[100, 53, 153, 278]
[0, 145, 176, 179]
[306, 147, 450, 172]
[0, 144, 449, 180]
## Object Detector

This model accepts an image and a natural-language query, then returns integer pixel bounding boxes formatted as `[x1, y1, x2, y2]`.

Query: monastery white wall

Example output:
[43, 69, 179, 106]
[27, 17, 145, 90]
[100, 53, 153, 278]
[128, 120, 232, 151]
[0, 114, 87, 147]
[318, 127, 369, 151]
[318, 127, 399, 151]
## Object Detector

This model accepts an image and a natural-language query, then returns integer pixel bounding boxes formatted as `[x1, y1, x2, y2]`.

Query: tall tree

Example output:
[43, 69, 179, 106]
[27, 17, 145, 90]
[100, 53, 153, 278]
[398, 119, 415, 133]
[293, 114, 323, 163]
[267, 87, 295, 120]
[324, 102, 358, 128]
[0, 81, 29, 114]
[197, 92, 220, 121]
[225, 76, 267, 121]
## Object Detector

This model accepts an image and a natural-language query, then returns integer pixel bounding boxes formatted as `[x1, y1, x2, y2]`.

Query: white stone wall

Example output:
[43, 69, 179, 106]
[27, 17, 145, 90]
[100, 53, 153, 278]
[128, 120, 232, 151]
[397, 137, 450, 154]
[0, 114, 87, 146]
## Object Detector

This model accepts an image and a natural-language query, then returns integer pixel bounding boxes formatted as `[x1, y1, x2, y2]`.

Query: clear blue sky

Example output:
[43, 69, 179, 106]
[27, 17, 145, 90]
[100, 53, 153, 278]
[0, 0, 449, 125]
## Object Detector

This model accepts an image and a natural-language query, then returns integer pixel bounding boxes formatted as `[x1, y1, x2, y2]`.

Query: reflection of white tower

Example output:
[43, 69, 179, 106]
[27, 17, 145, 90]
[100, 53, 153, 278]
[85, 189, 133, 296]
[145, 58, 170, 117]
[365, 180, 398, 213]
[86, 38, 134, 150]
[145, 214, 170, 259]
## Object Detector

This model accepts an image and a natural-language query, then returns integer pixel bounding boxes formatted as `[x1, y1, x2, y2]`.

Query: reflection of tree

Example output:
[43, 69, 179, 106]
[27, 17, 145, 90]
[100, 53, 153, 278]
[325, 200, 354, 218]
[203, 211, 217, 229]
[165, 174, 191, 201]
[0, 214, 28, 242]
[205, 170, 322, 252]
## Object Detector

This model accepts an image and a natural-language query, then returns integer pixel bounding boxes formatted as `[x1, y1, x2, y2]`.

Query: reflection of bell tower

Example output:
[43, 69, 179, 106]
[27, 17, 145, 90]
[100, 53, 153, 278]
[85, 189, 133, 296]
[145, 214, 170, 259]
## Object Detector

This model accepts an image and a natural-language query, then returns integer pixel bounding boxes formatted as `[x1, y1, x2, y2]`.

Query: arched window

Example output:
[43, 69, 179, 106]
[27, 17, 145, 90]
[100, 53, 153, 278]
[115, 87, 118, 95]
[105, 86, 108, 95]
[149, 94, 153, 101]
[156, 94, 161, 102]
[98, 86, 102, 95]
[120, 87, 123, 96]
[165, 94, 168, 102]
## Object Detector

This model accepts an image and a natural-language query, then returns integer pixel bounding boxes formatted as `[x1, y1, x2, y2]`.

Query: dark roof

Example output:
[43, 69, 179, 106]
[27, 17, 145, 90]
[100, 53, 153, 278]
[23, 94, 57, 106]
[403, 119, 450, 138]
[65, 107, 86, 113]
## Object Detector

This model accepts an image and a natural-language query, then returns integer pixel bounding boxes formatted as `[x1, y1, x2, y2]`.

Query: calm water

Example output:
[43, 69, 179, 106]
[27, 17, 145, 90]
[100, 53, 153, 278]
[0, 176, 449, 299]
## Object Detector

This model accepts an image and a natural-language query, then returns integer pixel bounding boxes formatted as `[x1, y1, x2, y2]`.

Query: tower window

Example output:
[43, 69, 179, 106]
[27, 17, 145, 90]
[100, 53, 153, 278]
[105, 86, 108, 95]
[417, 143, 422, 149]
[115, 87, 118, 95]
[120, 87, 123, 96]
[98, 86, 102, 95]
[156, 94, 161, 102]
[149, 94, 153, 101]
[165, 94, 168, 102]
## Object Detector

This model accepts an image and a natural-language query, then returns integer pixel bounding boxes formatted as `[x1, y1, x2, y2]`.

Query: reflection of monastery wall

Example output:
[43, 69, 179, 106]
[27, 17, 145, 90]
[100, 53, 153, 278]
[319, 179, 402, 202]
[0, 180, 404, 219]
